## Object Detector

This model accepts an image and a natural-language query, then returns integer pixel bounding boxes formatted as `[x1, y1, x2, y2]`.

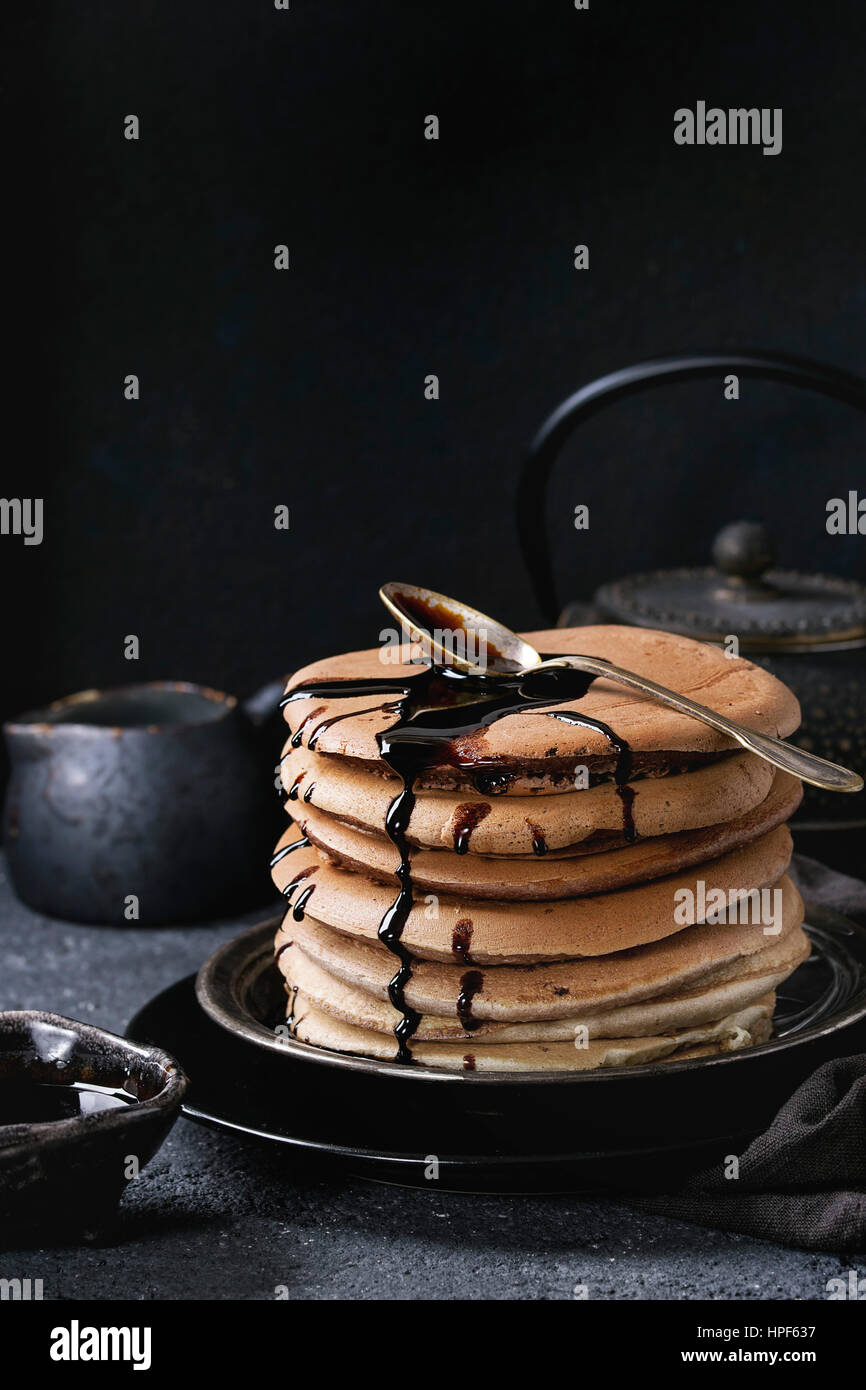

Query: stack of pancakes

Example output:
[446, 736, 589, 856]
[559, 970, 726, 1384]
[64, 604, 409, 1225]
[272, 625, 809, 1072]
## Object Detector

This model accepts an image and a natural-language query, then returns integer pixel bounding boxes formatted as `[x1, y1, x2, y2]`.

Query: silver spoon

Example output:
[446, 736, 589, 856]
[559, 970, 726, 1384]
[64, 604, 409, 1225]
[379, 582, 863, 794]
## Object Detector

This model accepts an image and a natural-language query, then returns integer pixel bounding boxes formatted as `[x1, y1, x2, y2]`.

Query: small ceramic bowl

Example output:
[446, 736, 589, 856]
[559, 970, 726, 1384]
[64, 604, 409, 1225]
[0, 1011, 187, 1243]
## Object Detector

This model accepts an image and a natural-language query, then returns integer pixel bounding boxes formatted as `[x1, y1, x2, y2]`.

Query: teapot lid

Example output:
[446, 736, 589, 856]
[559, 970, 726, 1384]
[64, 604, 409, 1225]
[595, 521, 866, 652]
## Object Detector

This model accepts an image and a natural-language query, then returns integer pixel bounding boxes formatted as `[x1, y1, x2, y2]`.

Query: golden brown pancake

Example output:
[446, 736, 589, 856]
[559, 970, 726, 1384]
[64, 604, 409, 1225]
[280, 743, 776, 853]
[286, 995, 777, 1071]
[283, 626, 800, 791]
[276, 876, 804, 1021]
[273, 824, 794, 962]
[279, 929, 808, 1041]
[286, 770, 802, 900]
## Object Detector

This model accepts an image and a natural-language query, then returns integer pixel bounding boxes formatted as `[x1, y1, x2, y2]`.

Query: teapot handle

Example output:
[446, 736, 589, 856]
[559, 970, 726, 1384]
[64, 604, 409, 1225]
[516, 350, 866, 625]
[242, 678, 287, 727]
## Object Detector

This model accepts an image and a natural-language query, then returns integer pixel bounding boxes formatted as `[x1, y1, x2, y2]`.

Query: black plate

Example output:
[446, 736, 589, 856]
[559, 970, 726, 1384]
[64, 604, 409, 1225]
[127, 903, 866, 1192]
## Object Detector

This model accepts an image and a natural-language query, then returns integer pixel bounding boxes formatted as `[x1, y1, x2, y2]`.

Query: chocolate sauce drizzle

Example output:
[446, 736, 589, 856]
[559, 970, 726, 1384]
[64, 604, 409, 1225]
[286, 983, 299, 1033]
[289, 706, 326, 749]
[282, 864, 316, 891]
[270, 835, 310, 869]
[616, 783, 638, 844]
[281, 865, 317, 928]
[308, 704, 398, 751]
[282, 659, 633, 1063]
[457, 969, 484, 1033]
[292, 884, 316, 921]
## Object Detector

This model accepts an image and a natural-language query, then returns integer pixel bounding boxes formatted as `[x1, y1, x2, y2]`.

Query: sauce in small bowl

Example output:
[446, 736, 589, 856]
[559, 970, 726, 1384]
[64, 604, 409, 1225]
[0, 1011, 187, 1242]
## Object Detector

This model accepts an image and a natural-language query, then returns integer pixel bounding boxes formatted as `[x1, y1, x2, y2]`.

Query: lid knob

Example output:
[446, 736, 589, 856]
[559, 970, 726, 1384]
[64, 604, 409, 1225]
[711, 520, 777, 585]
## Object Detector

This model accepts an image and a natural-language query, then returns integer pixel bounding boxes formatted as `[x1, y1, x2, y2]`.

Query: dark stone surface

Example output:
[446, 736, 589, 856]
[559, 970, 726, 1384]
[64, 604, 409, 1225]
[0, 857, 851, 1300]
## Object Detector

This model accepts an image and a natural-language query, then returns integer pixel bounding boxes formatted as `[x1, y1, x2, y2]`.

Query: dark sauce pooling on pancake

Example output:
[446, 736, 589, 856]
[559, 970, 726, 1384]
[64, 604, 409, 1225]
[283, 658, 633, 1062]
[451, 918, 474, 964]
[525, 819, 548, 856]
[452, 802, 492, 854]
[473, 769, 514, 796]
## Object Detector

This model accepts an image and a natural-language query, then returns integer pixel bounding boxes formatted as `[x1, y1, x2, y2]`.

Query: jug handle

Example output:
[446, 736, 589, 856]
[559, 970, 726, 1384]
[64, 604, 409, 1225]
[242, 679, 287, 727]
[516, 350, 866, 625]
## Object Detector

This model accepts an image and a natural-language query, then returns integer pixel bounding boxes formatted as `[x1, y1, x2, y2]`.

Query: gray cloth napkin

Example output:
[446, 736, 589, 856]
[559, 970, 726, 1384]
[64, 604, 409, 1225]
[629, 854, 866, 1252]
[790, 850, 866, 923]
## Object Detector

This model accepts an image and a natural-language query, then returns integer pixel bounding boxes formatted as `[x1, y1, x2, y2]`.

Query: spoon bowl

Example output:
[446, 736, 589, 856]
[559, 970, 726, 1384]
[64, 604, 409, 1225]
[379, 582, 540, 674]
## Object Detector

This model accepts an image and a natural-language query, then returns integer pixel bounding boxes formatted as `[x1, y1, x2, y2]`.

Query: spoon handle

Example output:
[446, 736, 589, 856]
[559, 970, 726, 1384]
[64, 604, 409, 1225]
[546, 656, 864, 793]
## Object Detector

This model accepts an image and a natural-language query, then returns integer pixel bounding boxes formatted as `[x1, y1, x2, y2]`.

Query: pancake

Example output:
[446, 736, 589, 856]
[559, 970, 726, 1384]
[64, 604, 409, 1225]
[272, 824, 794, 962]
[272, 620, 805, 1072]
[283, 626, 800, 791]
[289, 770, 802, 900]
[280, 743, 776, 853]
[279, 930, 808, 1040]
[286, 995, 777, 1071]
[276, 876, 805, 1021]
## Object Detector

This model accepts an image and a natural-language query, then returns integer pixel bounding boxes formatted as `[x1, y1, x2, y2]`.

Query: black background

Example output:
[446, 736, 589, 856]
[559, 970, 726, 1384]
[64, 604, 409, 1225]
[5, 0, 866, 723]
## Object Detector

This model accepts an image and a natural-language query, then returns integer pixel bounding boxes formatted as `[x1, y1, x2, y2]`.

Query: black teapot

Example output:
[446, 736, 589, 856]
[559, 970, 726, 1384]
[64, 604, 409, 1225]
[589, 519, 866, 833]
[3, 679, 286, 926]
[515, 352, 866, 858]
